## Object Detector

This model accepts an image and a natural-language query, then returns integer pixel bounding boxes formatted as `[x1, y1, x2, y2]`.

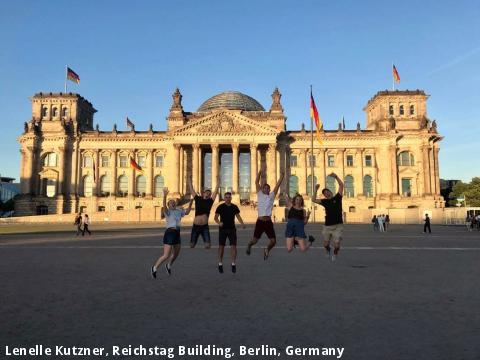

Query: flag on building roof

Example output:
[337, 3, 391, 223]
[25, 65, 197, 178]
[67, 67, 80, 84]
[130, 157, 142, 172]
[126, 117, 135, 131]
[392, 64, 400, 83]
[310, 90, 322, 143]
[342, 116, 346, 130]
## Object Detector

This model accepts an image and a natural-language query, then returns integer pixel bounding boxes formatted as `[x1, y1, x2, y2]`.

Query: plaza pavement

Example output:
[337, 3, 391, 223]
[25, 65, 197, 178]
[1, 223, 479, 360]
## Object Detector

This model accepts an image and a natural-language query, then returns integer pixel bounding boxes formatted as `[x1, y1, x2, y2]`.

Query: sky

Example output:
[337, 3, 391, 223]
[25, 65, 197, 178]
[1, 0, 479, 182]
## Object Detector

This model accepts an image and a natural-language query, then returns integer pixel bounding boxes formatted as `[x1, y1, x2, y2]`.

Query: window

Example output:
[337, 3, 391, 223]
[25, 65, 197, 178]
[326, 175, 336, 193]
[154, 176, 165, 197]
[349, 206, 356, 213]
[135, 205, 142, 209]
[346, 155, 354, 167]
[43, 152, 57, 167]
[399, 105, 404, 115]
[83, 175, 93, 197]
[155, 155, 164, 168]
[45, 179, 56, 197]
[410, 105, 415, 115]
[136, 175, 146, 196]
[401, 178, 412, 197]
[116, 206, 124, 210]
[397, 151, 415, 166]
[98, 206, 105, 212]
[52, 107, 58, 117]
[119, 155, 128, 168]
[389, 105, 394, 115]
[363, 175, 373, 197]
[290, 155, 298, 167]
[118, 175, 128, 196]
[101, 155, 110, 167]
[308, 155, 316, 167]
[344, 175, 354, 197]
[307, 175, 318, 197]
[327, 155, 335, 167]
[42, 106, 48, 118]
[100, 175, 111, 196]
[83, 156, 93, 168]
[137, 155, 146, 168]
[62, 107, 68, 117]
[288, 175, 299, 197]
[365, 155, 372, 167]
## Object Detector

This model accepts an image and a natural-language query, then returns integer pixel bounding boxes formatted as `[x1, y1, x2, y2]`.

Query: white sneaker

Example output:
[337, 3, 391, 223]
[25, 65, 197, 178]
[331, 254, 337, 262]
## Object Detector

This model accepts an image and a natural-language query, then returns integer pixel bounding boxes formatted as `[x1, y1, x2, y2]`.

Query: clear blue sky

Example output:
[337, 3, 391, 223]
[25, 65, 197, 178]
[1, 0, 479, 182]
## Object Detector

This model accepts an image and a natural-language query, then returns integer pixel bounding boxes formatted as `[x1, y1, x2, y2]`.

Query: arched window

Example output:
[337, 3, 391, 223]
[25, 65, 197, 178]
[154, 175, 165, 197]
[45, 179, 56, 197]
[118, 175, 128, 197]
[62, 107, 69, 117]
[288, 175, 299, 197]
[399, 105, 404, 115]
[307, 175, 317, 197]
[43, 152, 57, 167]
[83, 175, 93, 197]
[136, 175, 146, 196]
[42, 106, 48, 118]
[410, 105, 415, 115]
[397, 151, 415, 166]
[326, 175, 337, 194]
[389, 105, 394, 115]
[363, 175, 373, 197]
[52, 107, 58, 117]
[344, 175, 354, 197]
[83, 155, 93, 168]
[100, 175, 111, 196]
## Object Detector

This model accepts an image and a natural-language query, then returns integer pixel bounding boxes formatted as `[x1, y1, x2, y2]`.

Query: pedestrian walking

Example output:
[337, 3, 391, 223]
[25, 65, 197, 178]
[74, 213, 83, 236]
[82, 214, 91, 236]
[423, 214, 431, 234]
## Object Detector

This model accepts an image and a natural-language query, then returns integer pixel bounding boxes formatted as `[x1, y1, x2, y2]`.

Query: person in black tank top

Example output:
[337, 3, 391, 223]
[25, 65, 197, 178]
[284, 194, 315, 252]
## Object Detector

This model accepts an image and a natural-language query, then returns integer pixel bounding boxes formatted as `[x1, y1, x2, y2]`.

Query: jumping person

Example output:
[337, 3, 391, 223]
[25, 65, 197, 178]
[187, 175, 220, 249]
[151, 187, 193, 279]
[214, 192, 245, 273]
[82, 214, 91, 236]
[74, 213, 83, 236]
[312, 173, 344, 262]
[285, 193, 315, 252]
[423, 214, 432, 234]
[246, 170, 285, 260]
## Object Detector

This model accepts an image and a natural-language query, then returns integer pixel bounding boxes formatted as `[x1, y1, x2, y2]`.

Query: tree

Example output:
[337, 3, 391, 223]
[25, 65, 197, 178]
[449, 177, 480, 207]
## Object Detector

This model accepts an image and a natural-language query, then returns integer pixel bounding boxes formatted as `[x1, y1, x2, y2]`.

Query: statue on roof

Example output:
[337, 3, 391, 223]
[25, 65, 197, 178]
[170, 88, 183, 112]
[270, 87, 283, 112]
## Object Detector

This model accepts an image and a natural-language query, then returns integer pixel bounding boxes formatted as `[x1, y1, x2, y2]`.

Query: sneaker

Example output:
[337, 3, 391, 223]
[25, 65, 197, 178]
[263, 248, 269, 261]
[308, 235, 316, 244]
[165, 263, 171, 276]
[151, 266, 157, 279]
[218, 264, 224, 274]
[331, 254, 337, 262]
[231, 264, 236, 273]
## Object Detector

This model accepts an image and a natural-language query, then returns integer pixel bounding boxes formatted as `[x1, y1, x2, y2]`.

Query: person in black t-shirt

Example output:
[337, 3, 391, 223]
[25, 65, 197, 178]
[423, 214, 431, 234]
[214, 192, 245, 274]
[312, 173, 344, 262]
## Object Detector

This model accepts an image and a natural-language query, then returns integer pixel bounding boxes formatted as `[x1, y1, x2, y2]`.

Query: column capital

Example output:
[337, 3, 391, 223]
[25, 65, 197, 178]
[211, 143, 219, 150]
[231, 143, 239, 151]
[250, 143, 258, 150]
[268, 143, 277, 151]
[173, 143, 181, 150]
[192, 143, 200, 150]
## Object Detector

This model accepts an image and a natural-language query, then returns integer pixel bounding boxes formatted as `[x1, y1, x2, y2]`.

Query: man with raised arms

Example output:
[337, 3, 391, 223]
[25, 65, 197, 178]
[246, 170, 285, 260]
[188, 175, 220, 249]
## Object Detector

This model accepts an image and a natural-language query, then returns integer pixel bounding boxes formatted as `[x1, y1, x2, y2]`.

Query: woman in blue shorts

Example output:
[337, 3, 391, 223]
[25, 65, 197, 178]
[151, 187, 193, 279]
[285, 194, 315, 252]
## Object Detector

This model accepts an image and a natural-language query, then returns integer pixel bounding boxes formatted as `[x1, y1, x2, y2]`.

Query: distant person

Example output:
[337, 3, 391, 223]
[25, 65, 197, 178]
[284, 194, 315, 253]
[378, 214, 385, 232]
[74, 213, 83, 236]
[246, 170, 285, 260]
[187, 175, 220, 249]
[82, 214, 91, 236]
[423, 214, 431, 234]
[151, 188, 193, 279]
[372, 215, 378, 232]
[312, 172, 344, 262]
[214, 192, 245, 274]
[385, 215, 390, 231]
[465, 215, 472, 231]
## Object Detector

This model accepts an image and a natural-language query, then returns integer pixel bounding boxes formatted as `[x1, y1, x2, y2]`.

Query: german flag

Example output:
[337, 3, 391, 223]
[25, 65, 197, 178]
[130, 157, 143, 172]
[310, 90, 323, 143]
[67, 67, 80, 84]
[392, 64, 400, 83]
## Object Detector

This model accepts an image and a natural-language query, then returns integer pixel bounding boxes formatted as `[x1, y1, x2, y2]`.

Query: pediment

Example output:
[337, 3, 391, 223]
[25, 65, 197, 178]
[39, 168, 59, 179]
[170, 111, 280, 136]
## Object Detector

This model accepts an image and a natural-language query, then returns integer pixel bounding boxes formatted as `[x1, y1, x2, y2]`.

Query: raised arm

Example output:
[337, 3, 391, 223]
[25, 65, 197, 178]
[211, 175, 221, 201]
[162, 187, 169, 218]
[272, 170, 285, 196]
[304, 209, 311, 225]
[331, 173, 344, 195]
[284, 193, 292, 209]
[187, 176, 199, 197]
[184, 196, 194, 216]
[255, 170, 263, 193]
[312, 183, 321, 205]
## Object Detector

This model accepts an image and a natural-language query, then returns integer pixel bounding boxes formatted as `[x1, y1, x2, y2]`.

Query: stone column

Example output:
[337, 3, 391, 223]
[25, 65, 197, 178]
[422, 145, 431, 194]
[57, 148, 65, 195]
[267, 144, 277, 186]
[22, 148, 33, 194]
[390, 145, 398, 195]
[429, 147, 436, 195]
[147, 150, 154, 197]
[250, 144, 258, 197]
[179, 147, 184, 194]
[192, 144, 200, 194]
[278, 143, 287, 195]
[129, 151, 136, 197]
[232, 143, 239, 195]
[299, 149, 307, 195]
[434, 147, 440, 195]
[94, 150, 100, 196]
[111, 150, 117, 196]
[211, 144, 219, 190]
[337, 149, 345, 181]
[355, 149, 363, 197]
[70, 143, 78, 195]
[172, 144, 181, 195]
[318, 149, 326, 191]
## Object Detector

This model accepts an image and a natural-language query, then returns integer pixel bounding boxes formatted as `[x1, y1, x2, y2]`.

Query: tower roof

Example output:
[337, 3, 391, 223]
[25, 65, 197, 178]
[198, 91, 265, 112]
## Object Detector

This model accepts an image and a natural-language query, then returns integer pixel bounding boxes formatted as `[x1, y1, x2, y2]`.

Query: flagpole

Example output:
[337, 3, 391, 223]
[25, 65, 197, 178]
[392, 62, 395, 91]
[65, 65, 68, 93]
[310, 85, 315, 223]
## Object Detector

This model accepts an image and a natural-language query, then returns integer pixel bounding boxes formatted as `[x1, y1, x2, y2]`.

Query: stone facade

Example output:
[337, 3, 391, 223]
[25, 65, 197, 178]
[15, 88, 444, 221]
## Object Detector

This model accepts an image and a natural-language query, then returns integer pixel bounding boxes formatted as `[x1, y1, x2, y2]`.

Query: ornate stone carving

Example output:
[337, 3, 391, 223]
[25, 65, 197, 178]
[356, 122, 361, 131]
[170, 88, 183, 112]
[195, 116, 255, 134]
[270, 87, 283, 112]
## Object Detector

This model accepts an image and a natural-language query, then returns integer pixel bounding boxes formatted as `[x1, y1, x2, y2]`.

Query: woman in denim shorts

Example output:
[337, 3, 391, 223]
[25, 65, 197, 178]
[285, 194, 315, 252]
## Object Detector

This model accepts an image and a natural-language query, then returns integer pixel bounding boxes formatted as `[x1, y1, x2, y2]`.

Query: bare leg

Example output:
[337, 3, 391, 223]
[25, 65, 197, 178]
[333, 237, 342, 255]
[218, 245, 225, 264]
[246, 237, 259, 255]
[296, 238, 311, 252]
[154, 245, 172, 269]
[286, 237, 295, 253]
[265, 237, 276, 257]
[169, 244, 181, 266]
[231, 245, 237, 264]
[323, 234, 332, 253]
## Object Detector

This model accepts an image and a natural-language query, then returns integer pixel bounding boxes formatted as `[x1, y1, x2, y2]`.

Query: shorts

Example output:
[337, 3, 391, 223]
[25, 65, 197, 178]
[322, 224, 344, 242]
[285, 219, 306, 239]
[163, 228, 181, 245]
[253, 219, 276, 239]
[190, 224, 211, 246]
[219, 228, 237, 246]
